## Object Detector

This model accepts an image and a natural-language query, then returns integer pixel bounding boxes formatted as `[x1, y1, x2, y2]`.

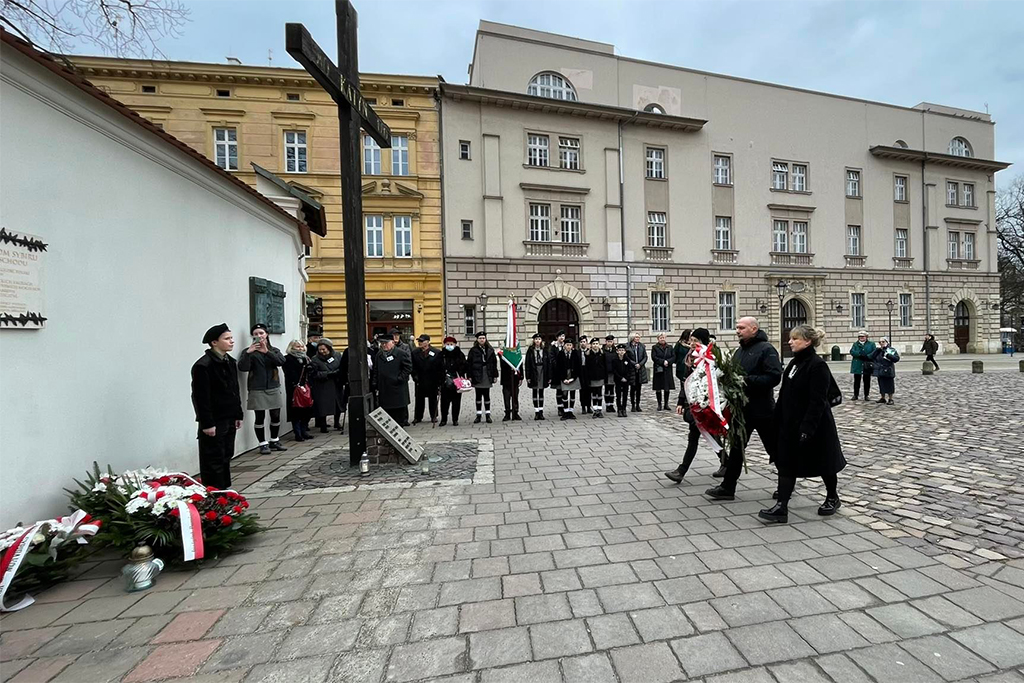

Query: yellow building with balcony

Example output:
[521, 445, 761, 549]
[72, 56, 443, 341]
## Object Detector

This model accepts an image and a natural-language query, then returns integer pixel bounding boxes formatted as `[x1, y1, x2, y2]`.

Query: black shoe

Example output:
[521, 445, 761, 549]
[636, 406, 642, 412]
[268, 441, 288, 452]
[537, 413, 545, 421]
[474, 415, 482, 424]
[485, 415, 492, 424]
[852, 395, 859, 401]
[452, 420, 459, 426]
[560, 414, 569, 421]
[304, 431, 315, 439]
[503, 414, 511, 422]
[411, 420, 421, 426]
[439, 419, 447, 427]
[886, 399, 894, 406]
[705, 485, 735, 501]
[595, 412, 603, 418]
[712, 465, 727, 478]
[818, 496, 841, 516]
[320, 427, 328, 434]
[875, 397, 886, 404]
[664, 467, 684, 483]
[758, 502, 789, 524]
[293, 433, 305, 442]
[258, 444, 271, 455]
[512, 413, 522, 421]
[772, 490, 779, 500]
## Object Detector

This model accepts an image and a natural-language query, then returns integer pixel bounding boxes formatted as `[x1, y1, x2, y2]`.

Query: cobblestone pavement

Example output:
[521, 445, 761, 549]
[2, 370, 1023, 683]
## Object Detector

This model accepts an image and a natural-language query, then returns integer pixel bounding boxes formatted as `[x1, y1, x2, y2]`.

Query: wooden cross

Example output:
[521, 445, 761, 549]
[286, 1, 390, 464]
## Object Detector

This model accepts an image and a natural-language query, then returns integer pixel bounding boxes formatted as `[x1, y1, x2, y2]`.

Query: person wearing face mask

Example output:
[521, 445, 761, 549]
[585, 338, 606, 418]
[870, 337, 900, 405]
[525, 333, 549, 420]
[238, 323, 288, 455]
[467, 331, 498, 423]
[554, 338, 582, 420]
[310, 338, 343, 433]
[439, 336, 466, 426]
[191, 323, 244, 489]
[849, 331, 876, 400]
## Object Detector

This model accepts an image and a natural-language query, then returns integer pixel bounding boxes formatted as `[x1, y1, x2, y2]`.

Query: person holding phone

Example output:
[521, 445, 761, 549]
[238, 323, 288, 454]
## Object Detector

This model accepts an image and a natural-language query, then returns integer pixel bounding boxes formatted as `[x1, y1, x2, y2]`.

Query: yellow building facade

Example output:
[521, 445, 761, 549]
[73, 57, 443, 341]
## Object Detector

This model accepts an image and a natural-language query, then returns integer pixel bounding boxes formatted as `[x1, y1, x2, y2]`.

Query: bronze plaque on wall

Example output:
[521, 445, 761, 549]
[249, 277, 286, 334]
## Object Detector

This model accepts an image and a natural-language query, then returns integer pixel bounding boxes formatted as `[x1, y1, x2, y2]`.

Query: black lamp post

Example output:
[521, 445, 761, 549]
[478, 292, 487, 337]
[885, 299, 894, 341]
[775, 280, 789, 347]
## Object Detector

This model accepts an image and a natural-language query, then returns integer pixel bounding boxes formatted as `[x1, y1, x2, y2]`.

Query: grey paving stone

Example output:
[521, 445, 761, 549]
[901, 634, 996, 681]
[587, 613, 641, 649]
[837, 610, 900, 644]
[950, 622, 1024, 669]
[560, 653, 618, 683]
[866, 603, 946, 638]
[654, 576, 714, 605]
[277, 621, 360, 659]
[945, 586, 1024, 621]
[683, 601, 729, 632]
[847, 643, 945, 683]
[877, 569, 949, 598]
[478, 660, 561, 683]
[702, 667, 779, 683]
[386, 636, 468, 681]
[653, 553, 707, 578]
[813, 580, 880, 610]
[358, 614, 412, 648]
[701, 572, 742, 598]
[32, 619, 131, 656]
[700, 549, 752, 571]
[567, 589, 604, 618]
[514, 592, 572, 624]
[604, 541, 657, 563]
[789, 612, 871, 653]
[50, 647, 148, 682]
[911, 595, 985, 628]
[501, 572, 542, 598]
[875, 546, 938, 570]
[709, 592, 788, 627]
[814, 653, 875, 683]
[768, 660, 832, 683]
[411, 606, 459, 641]
[670, 631, 748, 678]
[202, 632, 285, 672]
[459, 599, 515, 633]
[467, 627, 531, 670]
[394, 584, 440, 612]
[553, 546, 608, 569]
[540, 568, 582, 592]
[309, 594, 363, 624]
[725, 565, 793, 593]
[578, 563, 638, 588]
[530, 618, 593, 659]
[438, 578, 501, 607]
[508, 552, 555, 574]
[245, 656, 333, 683]
[609, 642, 685, 683]
[596, 583, 665, 613]
[767, 585, 838, 617]
[807, 555, 877, 581]
[725, 621, 816, 665]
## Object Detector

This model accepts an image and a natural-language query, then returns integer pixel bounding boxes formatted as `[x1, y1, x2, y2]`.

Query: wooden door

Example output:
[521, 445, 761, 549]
[538, 298, 579, 343]
[781, 299, 808, 358]
[954, 302, 970, 353]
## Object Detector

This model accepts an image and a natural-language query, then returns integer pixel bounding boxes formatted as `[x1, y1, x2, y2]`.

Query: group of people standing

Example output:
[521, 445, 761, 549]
[848, 331, 903, 405]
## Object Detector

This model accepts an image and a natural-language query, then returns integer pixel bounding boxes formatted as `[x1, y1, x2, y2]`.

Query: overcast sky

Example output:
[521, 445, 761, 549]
[141, 0, 1023, 181]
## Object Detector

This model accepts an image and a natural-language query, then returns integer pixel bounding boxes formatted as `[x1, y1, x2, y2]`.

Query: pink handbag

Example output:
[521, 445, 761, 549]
[453, 376, 473, 393]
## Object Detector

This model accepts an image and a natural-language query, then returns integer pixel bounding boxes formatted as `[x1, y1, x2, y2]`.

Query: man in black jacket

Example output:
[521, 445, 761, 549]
[373, 335, 413, 426]
[191, 323, 244, 489]
[602, 335, 618, 414]
[410, 334, 442, 425]
[706, 316, 783, 501]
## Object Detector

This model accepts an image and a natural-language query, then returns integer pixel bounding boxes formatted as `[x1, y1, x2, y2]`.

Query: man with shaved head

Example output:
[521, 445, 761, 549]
[706, 315, 783, 501]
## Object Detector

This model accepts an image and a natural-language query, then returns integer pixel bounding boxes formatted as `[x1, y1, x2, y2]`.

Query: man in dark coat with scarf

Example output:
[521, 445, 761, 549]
[191, 323, 243, 489]
[706, 316, 783, 501]
[411, 334, 443, 425]
[373, 334, 413, 426]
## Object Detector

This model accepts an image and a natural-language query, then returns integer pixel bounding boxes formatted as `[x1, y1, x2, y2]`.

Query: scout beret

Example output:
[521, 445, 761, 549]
[203, 323, 229, 344]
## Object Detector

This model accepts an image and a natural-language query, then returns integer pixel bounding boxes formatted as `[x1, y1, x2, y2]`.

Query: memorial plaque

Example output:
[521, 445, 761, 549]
[367, 407, 423, 464]
[249, 277, 286, 334]
[0, 228, 47, 329]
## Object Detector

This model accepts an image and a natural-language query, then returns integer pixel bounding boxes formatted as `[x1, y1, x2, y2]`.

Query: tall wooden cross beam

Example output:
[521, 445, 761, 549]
[286, 1, 391, 465]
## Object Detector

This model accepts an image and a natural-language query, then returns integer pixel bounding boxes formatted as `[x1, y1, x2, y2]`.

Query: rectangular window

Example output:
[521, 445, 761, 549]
[792, 164, 807, 192]
[461, 220, 473, 240]
[962, 183, 974, 208]
[713, 155, 731, 185]
[464, 305, 476, 336]
[284, 130, 307, 173]
[459, 140, 471, 160]
[846, 169, 861, 198]
[947, 181, 959, 206]
[560, 205, 581, 243]
[363, 136, 381, 175]
[391, 135, 409, 176]
[772, 162, 788, 190]
[391, 98, 404, 107]
[718, 292, 736, 331]
[773, 219, 789, 253]
[286, 92, 300, 101]
[394, 215, 412, 258]
[948, 230, 960, 259]
[895, 228, 909, 258]
[646, 147, 665, 179]
[141, 84, 157, 94]
[216, 89, 230, 98]
[792, 221, 808, 253]
[529, 203, 551, 242]
[964, 231, 975, 260]
[851, 293, 865, 328]
[558, 137, 581, 170]
[894, 175, 907, 202]
[899, 293, 912, 327]
[365, 215, 384, 257]
[213, 127, 238, 171]
[651, 292, 670, 333]
[846, 225, 861, 256]
[527, 134, 549, 167]
[647, 211, 667, 247]
[714, 216, 732, 250]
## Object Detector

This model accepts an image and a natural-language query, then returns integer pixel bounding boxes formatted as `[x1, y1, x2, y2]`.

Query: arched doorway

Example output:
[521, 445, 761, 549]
[538, 298, 579, 343]
[781, 299, 808, 358]
[954, 301, 971, 353]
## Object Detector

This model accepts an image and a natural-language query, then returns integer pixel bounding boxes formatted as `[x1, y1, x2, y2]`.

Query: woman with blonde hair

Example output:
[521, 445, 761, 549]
[759, 325, 845, 524]
[283, 339, 313, 441]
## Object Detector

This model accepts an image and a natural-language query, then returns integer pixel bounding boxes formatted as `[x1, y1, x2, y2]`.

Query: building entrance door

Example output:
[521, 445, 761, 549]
[781, 299, 808, 358]
[367, 299, 414, 343]
[538, 298, 579, 343]
[954, 301, 971, 353]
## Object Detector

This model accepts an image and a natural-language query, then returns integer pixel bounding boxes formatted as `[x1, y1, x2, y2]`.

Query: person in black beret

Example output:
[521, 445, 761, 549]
[578, 335, 592, 414]
[191, 324, 243, 489]
[553, 338, 582, 420]
[411, 334, 442, 425]
[525, 333, 548, 420]
[467, 331, 498, 423]
[665, 328, 725, 483]
[548, 330, 567, 416]
[238, 323, 288, 455]
[611, 343, 635, 417]
[602, 335, 618, 414]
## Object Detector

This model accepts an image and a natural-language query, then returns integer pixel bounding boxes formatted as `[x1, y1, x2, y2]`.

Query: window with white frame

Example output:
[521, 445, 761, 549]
[647, 212, 667, 247]
[792, 164, 807, 192]
[284, 130, 307, 173]
[363, 136, 381, 175]
[947, 181, 959, 206]
[772, 162, 788, 190]
[464, 305, 476, 336]
[894, 175, 907, 202]
[718, 292, 736, 331]
[895, 228, 909, 258]
[949, 137, 972, 157]
[651, 291, 670, 332]
[846, 225, 861, 256]
[394, 215, 412, 257]
[461, 220, 473, 240]
[560, 205, 581, 243]
[962, 183, 975, 208]
[527, 72, 577, 101]
[365, 215, 384, 257]
[714, 216, 732, 250]
[529, 203, 551, 242]
[214, 127, 237, 170]
[459, 140, 471, 160]
[527, 134, 549, 167]
[846, 169, 861, 198]
[964, 231, 975, 260]
[646, 147, 665, 179]
[772, 219, 789, 253]
[851, 293, 866, 328]
[714, 155, 731, 185]
[559, 137, 580, 170]
[792, 221, 808, 253]
[948, 230, 960, 259]
[391, 135, 409, 176]
[899, 293, 912, 327]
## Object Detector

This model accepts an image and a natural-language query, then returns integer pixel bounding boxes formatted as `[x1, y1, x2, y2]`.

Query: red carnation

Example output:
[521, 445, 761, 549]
[216, 496, 228, 506]
[204, 511, 217, 521]
[232, 505, 243, 514]
[206, 486, 216, 493]
[242, 501, 249, 509]
[169, 508, 180, 517]
[139, 491, 148, 500]
[220, 515, 233, 526]
[190, 494, 203, 503]
[158, 476, 171, 485]
[155, 491, 166, 500]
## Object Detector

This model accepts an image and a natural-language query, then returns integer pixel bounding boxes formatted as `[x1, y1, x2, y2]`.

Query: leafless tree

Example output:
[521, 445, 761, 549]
[1, 0, 189, 57]
[996, 174, 1024, 337]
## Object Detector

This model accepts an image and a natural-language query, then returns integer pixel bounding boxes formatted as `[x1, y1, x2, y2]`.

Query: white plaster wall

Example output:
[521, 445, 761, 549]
[0, 52, 305, 527]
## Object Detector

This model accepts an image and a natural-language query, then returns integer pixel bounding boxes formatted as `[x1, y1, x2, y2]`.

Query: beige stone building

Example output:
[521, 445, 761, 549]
[441, 22, 1009, 355]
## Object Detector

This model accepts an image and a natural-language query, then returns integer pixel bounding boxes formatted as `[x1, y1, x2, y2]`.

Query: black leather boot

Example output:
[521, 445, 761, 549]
[758, 501, 788, 524]
[818, 496, 841, 516]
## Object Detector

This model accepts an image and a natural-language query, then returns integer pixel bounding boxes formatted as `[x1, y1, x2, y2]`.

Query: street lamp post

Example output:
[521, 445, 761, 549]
[885, 299, 894, 341]
[775, 280, 789, 349]
[477, 292, 488, 338]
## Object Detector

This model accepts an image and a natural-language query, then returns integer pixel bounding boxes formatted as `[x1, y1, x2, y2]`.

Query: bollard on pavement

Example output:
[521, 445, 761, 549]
[1019, 359, 1023, 373]
[972, 360, 984, 374]
[922, 361, 934, 376]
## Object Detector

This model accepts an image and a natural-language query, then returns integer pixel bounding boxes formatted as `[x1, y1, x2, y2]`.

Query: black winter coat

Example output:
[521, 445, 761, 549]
[774, 348, 846, 478]
[237, 345, 286, 391]
[553, 349, 583, 384]
[651, 342, 676, 391]
[411, 345, 444, 389]
[525, 345, 548, 388]
[733, 329, 783, 419]
[603, 346, 618, 380]
[283, 354, 312, 422]
[467, 344, 498, 385]
[373, 347, 412, 409]
[626, 342, 649, 383]
[871, 346, 901, 378]
[309, 350, 343, 417]
[611, 355, 635, 385]
[440, 347, 467, 382]
[585, 349, 606, 381]
[191, 350, 243, 429]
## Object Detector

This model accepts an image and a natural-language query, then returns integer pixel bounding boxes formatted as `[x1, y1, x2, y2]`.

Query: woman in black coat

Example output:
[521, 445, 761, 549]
[626, 333, 648, 411]
[466, 331, 498, 423]
[524, 334, 549, 420]
[759, 325, 846, 524]
[439, 336, 467, 426]
[651, 333, 676, 411]
[309, 338, 344, 433]
[870, 338, 900, 405]
[283, 340, 313, 441]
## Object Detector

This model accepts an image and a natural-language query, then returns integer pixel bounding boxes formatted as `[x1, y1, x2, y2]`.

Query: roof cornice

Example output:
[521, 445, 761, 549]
[869, 145, 1011, 173]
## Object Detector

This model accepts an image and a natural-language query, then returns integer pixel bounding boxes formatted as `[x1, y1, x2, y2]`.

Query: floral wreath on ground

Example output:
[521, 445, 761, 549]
[684, 341, 749, 469]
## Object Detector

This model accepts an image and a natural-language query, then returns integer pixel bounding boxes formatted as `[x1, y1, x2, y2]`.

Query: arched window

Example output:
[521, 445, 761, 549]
[527, 72, 577, 101]
[644, 103, 665, 114]
[893, 140, 908, 149]
[949, 137, 973, 157]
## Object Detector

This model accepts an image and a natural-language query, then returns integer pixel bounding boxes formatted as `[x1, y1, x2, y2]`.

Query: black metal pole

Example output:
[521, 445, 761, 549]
[888, 310, 893, 342]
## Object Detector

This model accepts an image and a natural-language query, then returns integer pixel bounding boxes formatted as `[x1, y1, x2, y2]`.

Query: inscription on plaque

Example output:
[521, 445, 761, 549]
[367, 407, 423, 464]
[249, 277, 286, 334]
[0, 228, 47, 329]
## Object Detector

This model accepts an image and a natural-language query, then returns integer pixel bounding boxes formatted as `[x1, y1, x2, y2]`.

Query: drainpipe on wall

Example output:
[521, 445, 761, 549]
[619, 112, 639, 335]
[921, 111, 931, 334]
[435, 81, 449, 334]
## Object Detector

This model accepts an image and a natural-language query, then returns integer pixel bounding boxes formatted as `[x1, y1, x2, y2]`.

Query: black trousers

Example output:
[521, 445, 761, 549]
[778, 473, 838, 503]
[590, 386, 604, 412]
[604, 383, 615, 411]
[475, 388, 491, 414]
[615, 383, 629, 411]
[384, 406, 409, 426]
[853, 372, 872, 398]
[579, 382, 592, 409]
[440, 386, 461, 423]
[414, 384, 439, 422]
[556, 386, 564, 414]
[531, 386, 545, 411]
[677, 422, 702, 474]
[503, 382, 521, 415]
[722, 411, 777, 492]
[925, 354, 939, 370]
[197, 420, 236, 490]
[629, 377, 642, 408]
[561, 389, 577, 412]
